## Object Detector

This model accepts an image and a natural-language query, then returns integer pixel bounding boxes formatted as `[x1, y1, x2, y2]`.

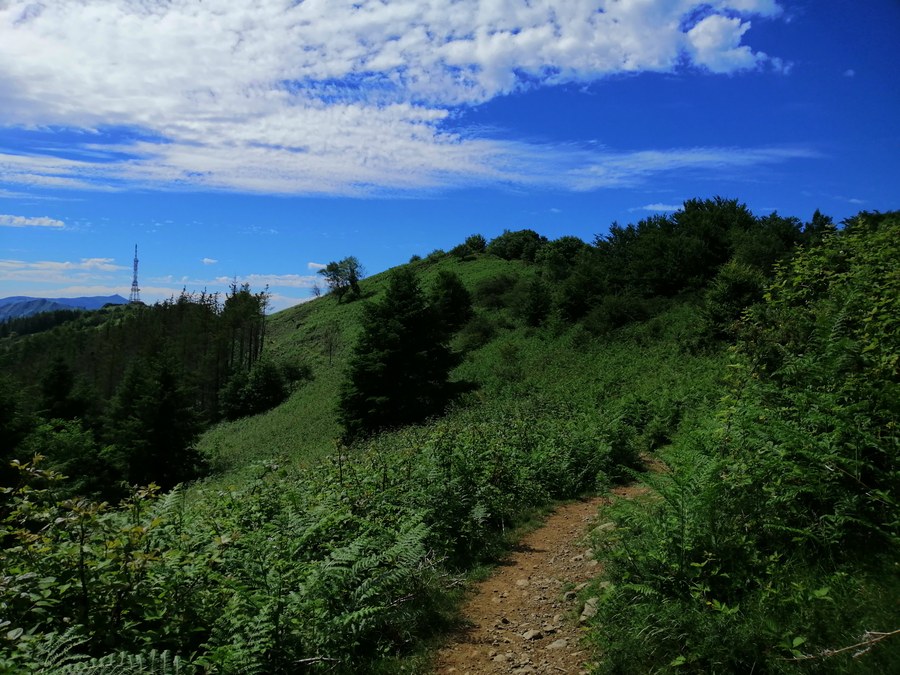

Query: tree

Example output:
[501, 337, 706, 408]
[104, 356, 204, 489]
[318, 256, 364, 302]
[536, 235, 588, 280]
[464, 233, 487, 253]
[19, 419, 114, 499]
[221, 282, 269, 372]
[803, 208, 835, 243]
[429, 270, 473, 333]
[514, 277, 552, 327]
[218, 359, 290, 421]
[486, 229, 547, 262]
[0, 374, 33, 485]
[338, 268, 462, 441]
[39, 356, 92, 422]
[700, 260, 767, 341]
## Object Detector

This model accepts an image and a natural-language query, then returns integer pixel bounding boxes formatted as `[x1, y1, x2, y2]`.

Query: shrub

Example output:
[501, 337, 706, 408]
[473, 274, 518, 310]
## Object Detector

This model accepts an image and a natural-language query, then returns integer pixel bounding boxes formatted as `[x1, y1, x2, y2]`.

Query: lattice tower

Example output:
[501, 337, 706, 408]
[129, 245, 141, 304]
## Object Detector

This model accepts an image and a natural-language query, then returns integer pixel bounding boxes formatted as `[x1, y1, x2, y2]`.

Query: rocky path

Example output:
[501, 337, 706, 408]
[431, 485, 647, 675]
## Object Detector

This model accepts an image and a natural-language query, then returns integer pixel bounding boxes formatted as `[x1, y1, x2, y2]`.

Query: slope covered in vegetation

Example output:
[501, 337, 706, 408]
[0, 200, 896, 672]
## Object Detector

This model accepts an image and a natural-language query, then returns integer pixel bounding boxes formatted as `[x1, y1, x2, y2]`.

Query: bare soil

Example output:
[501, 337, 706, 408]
[431, 485, 648, 675]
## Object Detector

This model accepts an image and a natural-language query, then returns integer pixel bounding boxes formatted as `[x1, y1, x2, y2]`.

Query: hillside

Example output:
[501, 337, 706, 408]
[0, 294, 127, 322]
[1, 202, 897, 673]
[198, 253, 539, 474]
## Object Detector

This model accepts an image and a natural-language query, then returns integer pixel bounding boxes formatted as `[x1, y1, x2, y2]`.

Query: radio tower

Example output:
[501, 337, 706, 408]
[129, 244, 141, 304]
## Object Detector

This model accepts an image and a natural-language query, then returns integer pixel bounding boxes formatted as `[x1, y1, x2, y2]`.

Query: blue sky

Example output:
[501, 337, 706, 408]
[1, 0, 897, 311]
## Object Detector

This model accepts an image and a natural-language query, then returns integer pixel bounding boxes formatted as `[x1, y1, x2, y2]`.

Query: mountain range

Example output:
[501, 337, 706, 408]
[0, 295, 128, 322]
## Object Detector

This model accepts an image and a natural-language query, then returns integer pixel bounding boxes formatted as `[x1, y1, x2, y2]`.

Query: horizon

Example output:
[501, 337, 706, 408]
[2, 1, 898, 311]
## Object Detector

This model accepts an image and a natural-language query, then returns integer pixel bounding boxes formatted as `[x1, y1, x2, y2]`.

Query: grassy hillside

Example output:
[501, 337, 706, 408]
[198, 253, 542, 477]
[2, 205, 895, 673]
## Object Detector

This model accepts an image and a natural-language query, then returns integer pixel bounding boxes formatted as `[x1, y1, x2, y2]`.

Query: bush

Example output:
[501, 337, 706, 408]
[473, 274, 518, 310]
[588, 211, 900, 673]
[456, 313, 497, 351]
[219, 360, 292, 421]
[700, 260, 766, 341]
[583, 293, 653, 335]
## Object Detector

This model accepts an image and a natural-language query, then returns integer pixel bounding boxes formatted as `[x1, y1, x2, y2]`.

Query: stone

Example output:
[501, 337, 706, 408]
[522, 629, 544, 641]
[580, 596, 600, 623]
[547, 639, 569, 650]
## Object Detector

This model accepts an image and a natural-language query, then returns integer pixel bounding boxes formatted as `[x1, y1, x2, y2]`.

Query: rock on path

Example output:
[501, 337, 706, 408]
[431, 486, 645, 675]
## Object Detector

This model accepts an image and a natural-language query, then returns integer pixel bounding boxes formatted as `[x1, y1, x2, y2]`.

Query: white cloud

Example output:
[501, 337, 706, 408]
[0, 213, 65, 228]
[686, 14, 762, 73]
[0, 1, 788, 195]
[307, 262, 327, 271]
[633, 203, 683, 212]
[0, 258, 126, 285]
[714, 0, 782, 17]
[201, 257, 218, 265]
[266, 292, 314, 312]
[213, 273, 319, 289]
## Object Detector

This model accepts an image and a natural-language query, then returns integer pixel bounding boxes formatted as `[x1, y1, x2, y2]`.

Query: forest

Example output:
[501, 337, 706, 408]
[0, 198, 897, 673]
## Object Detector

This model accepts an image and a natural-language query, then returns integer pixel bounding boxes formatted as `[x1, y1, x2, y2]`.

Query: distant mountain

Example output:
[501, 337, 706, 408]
[0, 295, 128, 322]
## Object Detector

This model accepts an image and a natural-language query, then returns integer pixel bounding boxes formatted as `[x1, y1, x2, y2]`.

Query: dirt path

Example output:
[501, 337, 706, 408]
[431, 485, 647, 675]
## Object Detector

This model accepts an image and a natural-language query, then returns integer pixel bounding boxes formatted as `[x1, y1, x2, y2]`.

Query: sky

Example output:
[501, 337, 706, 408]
[1, 0, 898, 312]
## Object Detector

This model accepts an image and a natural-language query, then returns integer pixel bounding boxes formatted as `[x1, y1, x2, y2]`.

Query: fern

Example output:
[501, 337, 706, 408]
[55, 649, 194, 674]
[28, 629, 90, 673]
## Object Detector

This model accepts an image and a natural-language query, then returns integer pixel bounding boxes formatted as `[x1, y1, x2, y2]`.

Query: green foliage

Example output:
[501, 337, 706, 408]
[464, 233, 487, 253]
[583, 292, 656, 336]
[19, 420, 113, 499]
[455, 313, 498, 352]
[1, 287, 269, 430]
[318, 257, 365, 303]
[731, 211, 802, 273]
[104, 356, 205, 490]
[429, 270, 474, 333]
[535, 235, 588, 281]
[589, 211, 900, 673]
[510, 277, 552, 327]
[486, 229, 547, 262]
[8, 204, 889, 673]
[1, 242, 727, 672]
[473, 273, 518, 310]
[700, 260, 767, 342]
[338, 268, 464, 440]
[218, 359, 298, 421]
[0, 374, 31, 483]
[0, 307, 87, 339]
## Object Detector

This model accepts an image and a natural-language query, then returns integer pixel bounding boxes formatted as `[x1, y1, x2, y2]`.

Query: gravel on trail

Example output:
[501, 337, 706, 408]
[431, 485, 646, 675]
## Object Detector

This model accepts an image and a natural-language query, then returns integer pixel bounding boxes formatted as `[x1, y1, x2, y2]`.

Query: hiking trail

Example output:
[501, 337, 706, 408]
[431, 484, 648, 674]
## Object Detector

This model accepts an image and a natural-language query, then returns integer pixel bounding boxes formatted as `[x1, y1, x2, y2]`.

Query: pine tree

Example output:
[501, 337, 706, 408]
[105, 356, 203, 489]
[338, 268, 461, 441]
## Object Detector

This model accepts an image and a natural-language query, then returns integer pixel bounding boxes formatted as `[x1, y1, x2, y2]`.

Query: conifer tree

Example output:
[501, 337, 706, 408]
[339, 267, 461, 440]
[105, 356, 203, 489]
[429, 269, 473, 333]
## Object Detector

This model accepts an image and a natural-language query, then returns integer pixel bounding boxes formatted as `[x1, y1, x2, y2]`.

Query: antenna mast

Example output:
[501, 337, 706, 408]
[129, 244, 141, 304]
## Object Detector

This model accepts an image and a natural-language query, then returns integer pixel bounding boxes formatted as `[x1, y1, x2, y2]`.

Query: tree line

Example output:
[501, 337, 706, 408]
[0, 282, 305, 498]
[331, 198, 835, 441]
